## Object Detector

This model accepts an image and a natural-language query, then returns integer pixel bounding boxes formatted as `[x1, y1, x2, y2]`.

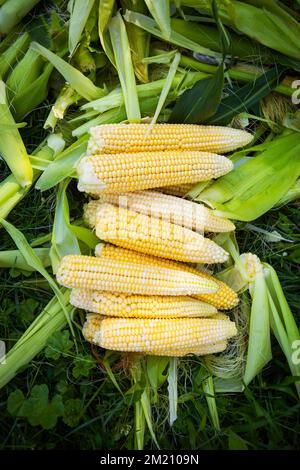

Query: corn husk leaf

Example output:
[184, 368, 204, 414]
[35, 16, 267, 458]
[109, 12, 141, 121]
[35, 135, 89, 192]
[169, 63, 223, 123]
[31, 42, 105, 101]
[49, 179, 81, 274]
[0, 0, 41, 35]
[195, 132, 300, 221]
[68, 0, 96, 56]
[225, 0, 300, 60]
[167, 357, 178, 426]
[144, 0, 171, 38]
[150, 52, 181, 125]
[243, 261, 272, 385]
[0, 81, 33, 188]
[122, 0, 150, 83]
[0, 248, 51, 271]
[98, 0, 115, 65]
[206, 66, 284, 125]
[124, 9, 222, 59]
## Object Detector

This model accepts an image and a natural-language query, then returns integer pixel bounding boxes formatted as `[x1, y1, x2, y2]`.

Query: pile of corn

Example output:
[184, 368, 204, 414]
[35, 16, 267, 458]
[57, 123, 253, 356]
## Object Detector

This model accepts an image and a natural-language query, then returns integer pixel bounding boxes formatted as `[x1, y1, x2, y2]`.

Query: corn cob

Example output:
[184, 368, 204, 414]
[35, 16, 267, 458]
[95, 244, 238, 310]
[77, 150, 233, 194]
[70, 289, 217, 318]
[87, 123, 253, 155]
[95, 203, 229, 264]
[56, 254, 219, 296]
[159, 184, 193, 197]
[84, 191, 235, 233]
[83, 314, 237, 356]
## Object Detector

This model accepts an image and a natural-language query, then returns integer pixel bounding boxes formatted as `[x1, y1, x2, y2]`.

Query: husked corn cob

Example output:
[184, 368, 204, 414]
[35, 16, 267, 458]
[87, 124, 253, 155]
[70, 289, 217, 318]
[83, 315, 237, 356]
[95, 203, 229, 264]
[85, 191, 235, 233]
[56, 254, 219, 296]
[159, 184, 193, 197]
[77, 150, 233, 194]
[95, 244, 239, 310]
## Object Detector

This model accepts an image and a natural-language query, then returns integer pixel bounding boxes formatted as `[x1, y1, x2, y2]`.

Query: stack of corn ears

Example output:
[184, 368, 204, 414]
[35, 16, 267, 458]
[57, 123, 253, 356]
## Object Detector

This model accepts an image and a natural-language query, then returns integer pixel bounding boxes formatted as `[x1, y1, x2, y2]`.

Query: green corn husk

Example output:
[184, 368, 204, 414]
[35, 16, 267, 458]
[0, 0, 41, 35]
[124, 10, 222, 60]
[144, 0, 171, 38]
[275, 178, 300, 207]
[68, 0, 96, 56]
[6, 48, 44, 97]
[11, 63, 53, 121]
[0, 248, 51, 271]
[223, 0, 300, 60]
[49, 179, 81, 274]
[0, 144, 55, 220]
[190, 132, 300, 221]
[0, 289, 72, 390]
[30, 42, 105, 101]
[44, 85, 80, 130]
[122, 0, 150, 83]
[0, 32, 30, 79]
[74, 42, 96, 73]
[98, 0, 115, 65]
[170, 18, 272, 62]
[0, 81, 33, 188]
[109, 12, 141, 122]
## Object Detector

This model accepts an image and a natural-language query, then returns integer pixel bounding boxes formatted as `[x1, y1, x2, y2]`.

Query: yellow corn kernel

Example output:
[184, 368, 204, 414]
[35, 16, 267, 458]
[95, 243, 239, 310]
[70, 289, 217, 318]
[159, 184, 193, 197]
[87, 123, 253, 155]
[56, 254, 219, 296]
[77, 150, 233, 194]
[83, 315, 237, 356]
[85, 191, 235, 233]
[95, 203, 229, 264]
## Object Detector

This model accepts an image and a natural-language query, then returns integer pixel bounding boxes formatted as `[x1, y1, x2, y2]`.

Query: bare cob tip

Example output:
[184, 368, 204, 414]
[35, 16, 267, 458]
[77, 157, 106, 193]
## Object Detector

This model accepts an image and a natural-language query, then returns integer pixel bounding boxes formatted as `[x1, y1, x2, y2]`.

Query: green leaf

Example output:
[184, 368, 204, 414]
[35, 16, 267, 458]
[206, 66, 284, 125]
[63, 398, 82, 427]
[68, 0, 96, 56]
[22, 384, 64, 429]
[72, 355, 96, 378]
[50, 179, 81, 273]
[228, 431, 248, 450]
[124, 10, 221, 59]
[45, 330, 74, 360]
[31, 42, 105, 101]
[169, 64, 223, 123]
[7, 389, 26, 416]
[109, 12, 141, 121]
[19, 298, 39, 323]
[144, 0, 171, 38]
[244, 266, 272, 385]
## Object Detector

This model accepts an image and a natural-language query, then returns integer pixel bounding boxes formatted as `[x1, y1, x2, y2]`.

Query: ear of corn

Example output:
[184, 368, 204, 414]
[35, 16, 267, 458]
[87, 124, 252, 155]
[95, 243, 238, 310]
[95, 203, 229, 264]
[77, 150, 233, 194]
[158, 184, 193, 197]
[85, 191, 235, 233]
[83, 314, 237, 356]
[56, 254, 219, 296]
[70, 289, 217, 318]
